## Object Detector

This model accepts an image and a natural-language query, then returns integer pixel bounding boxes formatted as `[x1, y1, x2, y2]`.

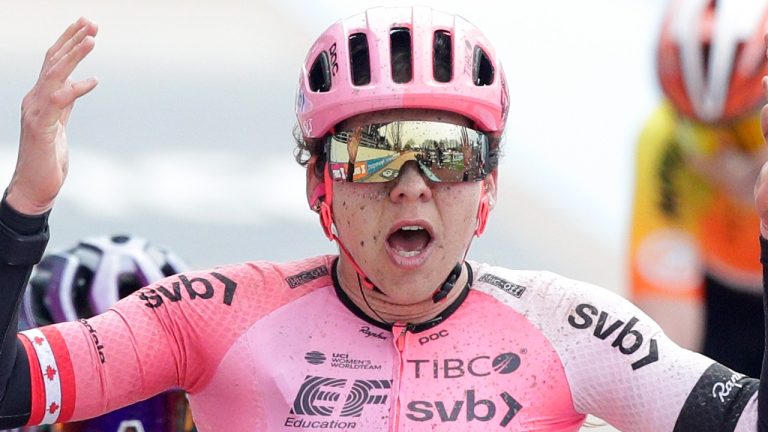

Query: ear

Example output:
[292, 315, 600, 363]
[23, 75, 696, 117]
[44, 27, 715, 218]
[485, 169, 498, 209]
[306, 156, 325, 211]
[474, 169, 498, 237]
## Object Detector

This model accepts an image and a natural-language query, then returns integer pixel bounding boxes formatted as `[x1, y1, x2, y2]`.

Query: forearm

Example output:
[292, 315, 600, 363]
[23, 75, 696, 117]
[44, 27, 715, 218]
[0, 192, 49, 428]
[759, 236, 768, 431]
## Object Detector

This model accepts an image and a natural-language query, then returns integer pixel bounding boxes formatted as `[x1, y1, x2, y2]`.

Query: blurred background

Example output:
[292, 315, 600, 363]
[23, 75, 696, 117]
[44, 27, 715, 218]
[0, 2, 670, 431]
[0, 0, 667, 292]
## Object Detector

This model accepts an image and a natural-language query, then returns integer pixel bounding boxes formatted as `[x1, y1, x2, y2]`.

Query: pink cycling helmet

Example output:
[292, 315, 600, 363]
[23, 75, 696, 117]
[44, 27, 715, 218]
[295, 6, 509, 139]
[657, 0, 768, 122]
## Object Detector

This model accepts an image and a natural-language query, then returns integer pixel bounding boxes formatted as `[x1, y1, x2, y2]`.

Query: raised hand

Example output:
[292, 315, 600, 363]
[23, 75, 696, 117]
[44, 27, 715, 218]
[5, 17, 98, 215]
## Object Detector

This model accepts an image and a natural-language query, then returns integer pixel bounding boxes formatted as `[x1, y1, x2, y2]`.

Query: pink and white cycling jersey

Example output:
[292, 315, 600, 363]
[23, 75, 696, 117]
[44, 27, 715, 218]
[17, 255, 759, 431]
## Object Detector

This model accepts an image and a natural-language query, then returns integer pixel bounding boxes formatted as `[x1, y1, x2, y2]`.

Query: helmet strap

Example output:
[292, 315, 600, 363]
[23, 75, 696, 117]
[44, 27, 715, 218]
[320, 167, 374, 289]
[318, 165, 475, 306]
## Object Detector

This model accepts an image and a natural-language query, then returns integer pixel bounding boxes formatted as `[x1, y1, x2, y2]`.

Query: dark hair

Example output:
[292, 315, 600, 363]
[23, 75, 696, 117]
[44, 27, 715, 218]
[293, 125, 325, 176]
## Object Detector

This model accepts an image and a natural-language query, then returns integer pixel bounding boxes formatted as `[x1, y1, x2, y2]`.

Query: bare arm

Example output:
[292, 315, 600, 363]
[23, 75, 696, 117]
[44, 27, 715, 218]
[6, 17, 98, 215]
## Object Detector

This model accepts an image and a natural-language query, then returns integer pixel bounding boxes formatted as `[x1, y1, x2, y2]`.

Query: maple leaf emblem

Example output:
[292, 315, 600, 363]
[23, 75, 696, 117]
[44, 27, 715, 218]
[48, 401, 59, 414]
[45, 365, 57, 381]
[34, 336, 44, 346]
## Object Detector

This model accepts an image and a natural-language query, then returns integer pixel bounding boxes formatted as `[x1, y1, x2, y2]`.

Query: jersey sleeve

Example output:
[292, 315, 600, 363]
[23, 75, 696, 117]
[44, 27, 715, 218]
[0, 195, 49, 429]
[475, 264, 760, 431]
[15, 267, 244, 424]
[15, 279, 186, 424]
[15, 258, 331, 426]
[542, 272, 758, 431]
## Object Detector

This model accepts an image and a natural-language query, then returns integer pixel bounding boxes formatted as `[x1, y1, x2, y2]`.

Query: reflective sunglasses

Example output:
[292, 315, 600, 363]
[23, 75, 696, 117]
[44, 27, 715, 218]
[325, 120, 495, 183]
[677, 111, 763, 155]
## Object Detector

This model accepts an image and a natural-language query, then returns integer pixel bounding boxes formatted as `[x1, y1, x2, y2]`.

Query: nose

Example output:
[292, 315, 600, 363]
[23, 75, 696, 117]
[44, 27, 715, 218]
[389, 161, 433, 203]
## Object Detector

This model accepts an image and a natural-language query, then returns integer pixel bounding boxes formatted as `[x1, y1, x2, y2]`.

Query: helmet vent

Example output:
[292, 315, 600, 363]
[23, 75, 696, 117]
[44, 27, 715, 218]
[72, 264, 96, 318]
[308, 52, 332, 92]
[433, 30, 453, 83]
[390, 27, 413, 83]
[161, 262, 177, 277]
[473, 46, 494, 86]
[349, 33, 371, 86]
[29, 270, 54, 326]
[71, 245, 101, 318]
[118, 272, 143, 298]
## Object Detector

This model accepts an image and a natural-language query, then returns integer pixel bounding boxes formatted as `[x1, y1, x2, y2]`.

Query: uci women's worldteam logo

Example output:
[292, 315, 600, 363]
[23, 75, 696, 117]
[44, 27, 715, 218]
[304, 351, 383, 370]
[305, 351, 327, 365]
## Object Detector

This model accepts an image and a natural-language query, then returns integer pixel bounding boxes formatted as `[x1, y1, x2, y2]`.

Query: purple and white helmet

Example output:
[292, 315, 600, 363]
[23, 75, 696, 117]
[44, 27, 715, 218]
[20, 234, 188, 327]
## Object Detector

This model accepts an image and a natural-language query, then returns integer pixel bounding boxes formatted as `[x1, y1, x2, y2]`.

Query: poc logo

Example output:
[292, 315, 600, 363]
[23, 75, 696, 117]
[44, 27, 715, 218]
[567, 303, 659, 370]
[327, 43, 339, 76]
[290, 376, 391, 417]
[419, 329, 449, 345]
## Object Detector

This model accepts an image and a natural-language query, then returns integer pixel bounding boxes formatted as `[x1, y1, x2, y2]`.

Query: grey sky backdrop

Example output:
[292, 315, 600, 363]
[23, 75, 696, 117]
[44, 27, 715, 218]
[0, 0, 667, 298]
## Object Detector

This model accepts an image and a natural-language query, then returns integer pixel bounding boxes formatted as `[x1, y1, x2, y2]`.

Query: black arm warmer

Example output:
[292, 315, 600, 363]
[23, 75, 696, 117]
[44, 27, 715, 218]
[760, 236, 768, 431]
[0, 194, 50, 428]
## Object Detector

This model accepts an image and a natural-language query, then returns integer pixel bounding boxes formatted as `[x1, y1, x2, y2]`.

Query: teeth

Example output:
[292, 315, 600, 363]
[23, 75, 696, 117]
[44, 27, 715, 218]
[401, 226, 424, 231]
[396, 250, 421, 257]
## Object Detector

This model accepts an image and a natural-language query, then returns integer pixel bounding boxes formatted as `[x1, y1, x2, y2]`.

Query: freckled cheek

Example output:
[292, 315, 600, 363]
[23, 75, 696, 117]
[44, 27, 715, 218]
[334, 189, 386, 243]
[437, 190, 480, 224]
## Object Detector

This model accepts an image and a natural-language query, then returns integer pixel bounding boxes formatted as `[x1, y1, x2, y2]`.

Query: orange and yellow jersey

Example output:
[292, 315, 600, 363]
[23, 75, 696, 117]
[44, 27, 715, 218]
[629, 102, 762, 302]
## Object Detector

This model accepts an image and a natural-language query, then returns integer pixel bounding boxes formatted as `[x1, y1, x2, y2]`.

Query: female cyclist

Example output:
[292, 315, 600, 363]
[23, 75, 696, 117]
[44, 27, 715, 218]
[0, 7, 766, 431]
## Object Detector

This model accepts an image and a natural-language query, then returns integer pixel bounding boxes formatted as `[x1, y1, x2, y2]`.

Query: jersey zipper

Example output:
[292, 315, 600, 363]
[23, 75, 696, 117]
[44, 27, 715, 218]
[391, 322, 412, 432]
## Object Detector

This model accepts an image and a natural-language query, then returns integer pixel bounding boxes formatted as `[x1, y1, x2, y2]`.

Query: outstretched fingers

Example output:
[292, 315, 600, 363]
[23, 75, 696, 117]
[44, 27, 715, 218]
[45, 22, 98, 78]
[35, 24, 98, 125]
[10, 18, 99, 214]
[40, 17, 97, 78]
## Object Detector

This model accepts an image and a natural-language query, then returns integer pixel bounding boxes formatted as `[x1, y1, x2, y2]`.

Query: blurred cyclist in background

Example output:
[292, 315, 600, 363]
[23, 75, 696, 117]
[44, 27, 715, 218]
[10, 235, 194, 432]
[629, 0, 768, 377]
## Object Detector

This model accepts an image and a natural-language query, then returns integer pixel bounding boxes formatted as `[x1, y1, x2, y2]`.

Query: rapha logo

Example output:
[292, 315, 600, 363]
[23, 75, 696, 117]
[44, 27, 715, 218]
[286, 266, 329, 289]
[290, 375, 392, 417]
[479, 274, 526, 298]
[359, 326, 387, 340]
[712, 372, 745, 403]
[79, 319, 106, 364]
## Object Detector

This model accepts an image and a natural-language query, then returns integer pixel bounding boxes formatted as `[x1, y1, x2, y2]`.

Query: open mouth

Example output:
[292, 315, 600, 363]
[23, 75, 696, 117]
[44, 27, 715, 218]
[386, 225, 433, 257]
